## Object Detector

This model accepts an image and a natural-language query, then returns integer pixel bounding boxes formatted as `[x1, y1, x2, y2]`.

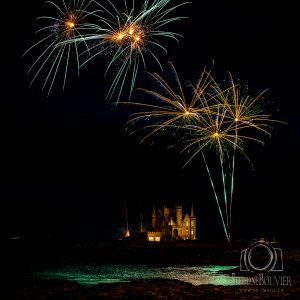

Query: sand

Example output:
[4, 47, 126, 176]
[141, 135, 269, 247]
[1, 278, 300, 300]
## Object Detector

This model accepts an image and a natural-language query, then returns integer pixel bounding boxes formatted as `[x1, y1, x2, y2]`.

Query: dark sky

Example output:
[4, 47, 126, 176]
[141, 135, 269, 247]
[1, 1, 299, 241]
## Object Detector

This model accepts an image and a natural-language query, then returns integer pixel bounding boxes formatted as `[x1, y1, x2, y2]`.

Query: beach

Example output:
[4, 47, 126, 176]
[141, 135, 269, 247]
[1, 278, 300, 300]
[1, 240, 299, 299]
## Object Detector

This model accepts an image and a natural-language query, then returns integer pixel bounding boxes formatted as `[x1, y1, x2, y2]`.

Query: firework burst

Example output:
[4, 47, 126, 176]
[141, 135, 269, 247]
[122, 61, 212, 140]
[24, 0, 189, 99]
[66, 0, 190, 100]
[23, 0, 100, 96]
[123, 62, 284, 242]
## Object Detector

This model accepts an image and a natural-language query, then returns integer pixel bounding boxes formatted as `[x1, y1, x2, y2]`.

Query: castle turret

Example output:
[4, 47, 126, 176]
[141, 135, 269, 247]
[148, 204, 196, 242]
[175, 205, 182, 227]
[124, 199, 130, 238]
[152, 205, 156, 230]
[163, 205, 170, 218]
[190, 203, 196, 240]
[191, 203, 194, 217]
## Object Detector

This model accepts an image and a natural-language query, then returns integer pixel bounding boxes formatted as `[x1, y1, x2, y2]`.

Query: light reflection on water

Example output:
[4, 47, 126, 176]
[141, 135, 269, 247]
[32, 264, 244, 286]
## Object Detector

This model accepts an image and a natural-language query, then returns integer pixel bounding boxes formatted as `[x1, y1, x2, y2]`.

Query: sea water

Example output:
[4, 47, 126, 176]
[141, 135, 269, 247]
[31, 264, 243, 286]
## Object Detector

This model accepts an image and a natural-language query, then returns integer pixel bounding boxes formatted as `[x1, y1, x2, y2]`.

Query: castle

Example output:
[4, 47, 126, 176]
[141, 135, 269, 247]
[147, 205, 196, 242]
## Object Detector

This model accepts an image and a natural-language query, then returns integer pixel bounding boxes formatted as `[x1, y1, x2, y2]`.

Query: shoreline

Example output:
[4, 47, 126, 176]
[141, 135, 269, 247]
[1, 278, 299, 300]
[1, 240, 299, 299]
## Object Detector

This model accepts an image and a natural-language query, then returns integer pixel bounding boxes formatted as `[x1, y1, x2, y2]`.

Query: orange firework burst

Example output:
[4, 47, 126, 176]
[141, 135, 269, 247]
[23, 0, 101, 95]
[122, 62, 212, 142]
[110, 23, 145, 48]
[123, 62, 285, 243]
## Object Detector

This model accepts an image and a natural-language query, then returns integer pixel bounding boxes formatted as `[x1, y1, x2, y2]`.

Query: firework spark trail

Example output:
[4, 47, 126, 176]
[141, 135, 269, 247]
[123, 62, 283, 242]
[121, 62, 211, 142]
[201, 151, 230, 242]
[208, 73, 286, 233]
[122, 62, 238, 242]
[25, 0, 189, 98]
[64, 0, 190, 101]
[23, 0, 102, 96]
[182, 104, 242, 243]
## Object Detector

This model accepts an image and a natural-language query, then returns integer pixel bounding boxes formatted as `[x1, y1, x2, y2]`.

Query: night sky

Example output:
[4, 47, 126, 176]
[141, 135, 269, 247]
[1, 1, 299, 242]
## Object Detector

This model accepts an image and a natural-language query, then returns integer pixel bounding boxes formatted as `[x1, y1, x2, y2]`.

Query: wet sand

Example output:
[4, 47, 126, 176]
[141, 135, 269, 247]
[1, 278, 300, 300]
[1, 240, 299, 299]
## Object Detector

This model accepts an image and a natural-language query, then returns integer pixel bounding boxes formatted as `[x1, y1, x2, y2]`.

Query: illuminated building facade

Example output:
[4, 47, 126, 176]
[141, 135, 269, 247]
[147, 205, 196, 242]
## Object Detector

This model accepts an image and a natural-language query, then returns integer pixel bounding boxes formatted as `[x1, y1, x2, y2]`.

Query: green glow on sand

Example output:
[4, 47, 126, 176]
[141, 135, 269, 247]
[31, 264, 243, 286]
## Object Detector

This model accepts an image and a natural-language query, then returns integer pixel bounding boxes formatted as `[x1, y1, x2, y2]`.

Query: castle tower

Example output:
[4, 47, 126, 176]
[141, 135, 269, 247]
[190, 203, 196, 240]
[175, 205, 182, 227]
[139, 200, 144, 232]
[148, 204, 196, 242]
[163, 205, 170, 218]
[182, 213, 191, 240]
[152, 205, 156, 230]
[124, 199, 130, 237]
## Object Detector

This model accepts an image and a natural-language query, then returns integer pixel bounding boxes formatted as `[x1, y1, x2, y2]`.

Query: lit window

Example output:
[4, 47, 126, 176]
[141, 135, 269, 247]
[186, 221, 189, 226]
[149, 237, 154, 241]
[155, 237, 160, 242]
